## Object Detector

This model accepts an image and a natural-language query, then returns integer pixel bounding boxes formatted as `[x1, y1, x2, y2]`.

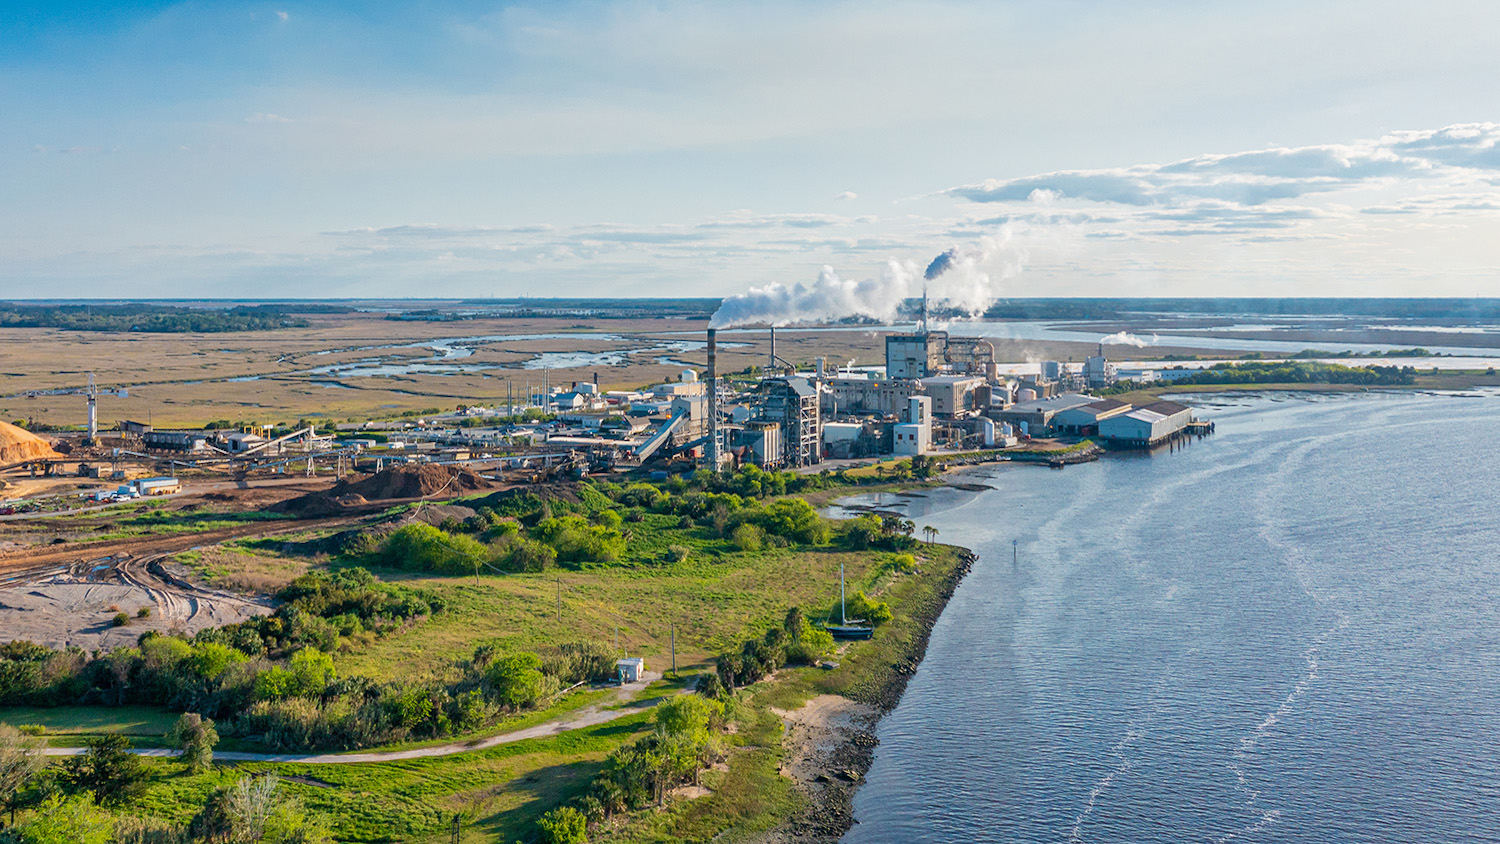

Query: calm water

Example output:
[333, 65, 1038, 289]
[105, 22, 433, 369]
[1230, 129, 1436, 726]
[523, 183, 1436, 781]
[845, 391, 1500, 844]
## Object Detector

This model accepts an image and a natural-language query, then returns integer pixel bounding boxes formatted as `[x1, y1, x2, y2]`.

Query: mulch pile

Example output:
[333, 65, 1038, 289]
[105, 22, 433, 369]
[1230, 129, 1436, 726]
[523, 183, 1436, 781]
[273, 464, 491, 517]
[0, 420, 61, 464]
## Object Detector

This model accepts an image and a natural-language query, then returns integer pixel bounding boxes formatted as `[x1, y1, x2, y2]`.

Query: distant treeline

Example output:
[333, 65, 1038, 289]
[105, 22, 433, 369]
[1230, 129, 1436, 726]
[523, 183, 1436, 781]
[390, 298, 722, 321]
[0, 303, 350, 332]
[977, 298, 1500, 321]
[1177, 361, 1418, 386]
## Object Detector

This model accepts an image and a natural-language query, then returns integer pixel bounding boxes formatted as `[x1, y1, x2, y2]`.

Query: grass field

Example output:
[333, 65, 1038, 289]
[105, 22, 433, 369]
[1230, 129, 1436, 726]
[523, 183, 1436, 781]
[336, 543, 898, 680]
[0, 704, 178, 736]
[127, 709, 662, 843]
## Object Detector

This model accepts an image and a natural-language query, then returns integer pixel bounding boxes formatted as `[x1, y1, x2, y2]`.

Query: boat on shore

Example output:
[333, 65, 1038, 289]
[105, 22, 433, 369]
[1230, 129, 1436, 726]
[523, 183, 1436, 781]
[825, 562, 875, 640]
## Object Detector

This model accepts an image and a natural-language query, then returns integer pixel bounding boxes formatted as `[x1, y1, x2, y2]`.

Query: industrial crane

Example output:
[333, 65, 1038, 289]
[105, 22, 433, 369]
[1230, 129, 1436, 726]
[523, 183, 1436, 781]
[12, 373, 128, 442]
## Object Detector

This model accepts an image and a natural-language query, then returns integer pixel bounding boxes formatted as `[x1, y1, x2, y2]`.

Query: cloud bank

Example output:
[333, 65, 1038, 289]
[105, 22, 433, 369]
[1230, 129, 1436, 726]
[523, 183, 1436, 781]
[947, 123, 1500, 208]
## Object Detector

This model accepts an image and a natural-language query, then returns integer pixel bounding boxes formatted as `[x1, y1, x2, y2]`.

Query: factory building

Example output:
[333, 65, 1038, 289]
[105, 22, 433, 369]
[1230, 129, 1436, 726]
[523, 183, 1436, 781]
[918, 375, 990, 418]
[885, 333, 945, 378]
[759, 377, 821, 467]
[143, 430, 209, 453]
[736, 421, 784, 468]
[1097, 400, 1194, 446]
[1053, 398, 1133, 435]
[994, 393, 1098, 438]
[1084, 346, 1115, 389]
[822, 374, 920, 417]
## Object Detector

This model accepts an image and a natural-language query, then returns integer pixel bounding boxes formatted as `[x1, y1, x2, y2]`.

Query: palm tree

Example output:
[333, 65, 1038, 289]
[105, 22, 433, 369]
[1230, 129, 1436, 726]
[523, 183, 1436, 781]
[926, 526, 939, 544]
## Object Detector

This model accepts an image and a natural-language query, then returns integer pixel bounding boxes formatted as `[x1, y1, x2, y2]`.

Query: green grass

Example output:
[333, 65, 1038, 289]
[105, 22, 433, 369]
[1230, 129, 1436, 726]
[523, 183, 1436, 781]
[0, 705, 177, 737]
[352, 687, 616, 754]
[335, 544, 883, 680]
[126, 711, 662, 843]
[594, 544, 968, 843]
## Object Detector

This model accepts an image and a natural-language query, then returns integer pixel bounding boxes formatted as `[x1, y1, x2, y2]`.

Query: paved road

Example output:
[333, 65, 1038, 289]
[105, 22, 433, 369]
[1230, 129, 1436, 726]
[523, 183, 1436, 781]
[42, 674, 671, 765]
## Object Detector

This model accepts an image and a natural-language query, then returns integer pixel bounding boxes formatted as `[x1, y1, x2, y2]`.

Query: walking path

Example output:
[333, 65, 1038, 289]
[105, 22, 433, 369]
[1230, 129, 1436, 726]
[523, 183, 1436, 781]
[42, 672, 670, 764]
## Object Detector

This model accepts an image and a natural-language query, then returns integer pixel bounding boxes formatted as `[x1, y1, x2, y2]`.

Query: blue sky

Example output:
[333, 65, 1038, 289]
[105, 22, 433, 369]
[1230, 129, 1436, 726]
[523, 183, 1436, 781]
[4, 1, 1500, 300]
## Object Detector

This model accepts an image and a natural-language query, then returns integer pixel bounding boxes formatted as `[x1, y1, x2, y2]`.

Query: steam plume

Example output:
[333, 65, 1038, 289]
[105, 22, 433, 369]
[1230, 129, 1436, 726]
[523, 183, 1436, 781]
[1100, 331, 1153, 348]
[709, 225, 1026, 329]
[925, 249, 957, 280]
[708, 260, 914, 329]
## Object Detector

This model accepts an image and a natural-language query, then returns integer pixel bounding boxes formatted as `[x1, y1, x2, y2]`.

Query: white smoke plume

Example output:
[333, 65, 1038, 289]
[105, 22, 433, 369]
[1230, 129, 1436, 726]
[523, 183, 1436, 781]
[708, 260, 915, 328]
[1099, 331, 1153, 348]
[710, 224, 1026, 328]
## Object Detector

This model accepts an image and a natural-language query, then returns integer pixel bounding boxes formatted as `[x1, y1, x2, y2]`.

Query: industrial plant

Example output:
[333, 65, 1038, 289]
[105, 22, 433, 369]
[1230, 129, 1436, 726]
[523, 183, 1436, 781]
[0, 317, 1211, 495]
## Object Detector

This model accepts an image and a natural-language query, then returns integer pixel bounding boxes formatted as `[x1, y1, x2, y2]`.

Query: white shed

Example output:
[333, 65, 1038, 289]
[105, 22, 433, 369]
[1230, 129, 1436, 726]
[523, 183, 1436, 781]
[616, 657, 645, 684]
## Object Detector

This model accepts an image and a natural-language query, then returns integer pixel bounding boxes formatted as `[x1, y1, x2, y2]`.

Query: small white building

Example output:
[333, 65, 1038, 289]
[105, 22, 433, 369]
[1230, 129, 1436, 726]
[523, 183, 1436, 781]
[894, 395, 932, 456]
[616, 657, 645, 684]
[133, 477, 181, 496]
[221, 431, 268, 453]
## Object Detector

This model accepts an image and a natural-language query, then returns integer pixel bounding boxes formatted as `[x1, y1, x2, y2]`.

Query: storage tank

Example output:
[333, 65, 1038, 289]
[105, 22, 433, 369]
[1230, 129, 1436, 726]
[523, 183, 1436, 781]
[1017, 387, 1038, 402]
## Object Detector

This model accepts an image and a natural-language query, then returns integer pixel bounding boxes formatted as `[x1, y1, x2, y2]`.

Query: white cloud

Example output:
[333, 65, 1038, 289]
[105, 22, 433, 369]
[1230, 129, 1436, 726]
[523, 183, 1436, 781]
[246, 112, 293, 124]
[275, 10, 289, 22]
[836, 191, 858, 200]
[947, 123, 1500, 209]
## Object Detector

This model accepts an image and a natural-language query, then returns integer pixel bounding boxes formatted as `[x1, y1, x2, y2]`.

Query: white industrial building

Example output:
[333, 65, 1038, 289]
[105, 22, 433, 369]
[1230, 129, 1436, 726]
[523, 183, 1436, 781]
[917, 374, 989, 418]
[894, 396, 932, 455]
[1053, 398, 1133, 435]
[1097, 400, 1194, 446]
[995, 393, 1098, 437]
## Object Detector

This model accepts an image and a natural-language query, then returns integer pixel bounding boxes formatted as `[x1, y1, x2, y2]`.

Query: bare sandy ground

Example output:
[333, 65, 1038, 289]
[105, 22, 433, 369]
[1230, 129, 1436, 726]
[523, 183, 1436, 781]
[754, 693, 880, 843]
[0, 556, 270, 650]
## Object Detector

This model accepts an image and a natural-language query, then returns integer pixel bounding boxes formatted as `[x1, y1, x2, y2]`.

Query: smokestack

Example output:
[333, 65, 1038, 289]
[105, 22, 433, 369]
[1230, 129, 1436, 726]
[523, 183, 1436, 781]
[706, 328, 719, 469]
[769, 326, 777, 373]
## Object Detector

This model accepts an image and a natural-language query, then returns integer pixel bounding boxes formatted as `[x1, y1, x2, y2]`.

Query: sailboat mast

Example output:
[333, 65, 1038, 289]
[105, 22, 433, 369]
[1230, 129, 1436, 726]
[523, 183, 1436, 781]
[840, 562, 847, 625]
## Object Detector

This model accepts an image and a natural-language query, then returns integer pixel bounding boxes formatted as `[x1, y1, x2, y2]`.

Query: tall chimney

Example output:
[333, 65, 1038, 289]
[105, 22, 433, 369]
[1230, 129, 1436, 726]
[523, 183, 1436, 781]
[769, 326, 777, 373]
[706, 328, 719, 469]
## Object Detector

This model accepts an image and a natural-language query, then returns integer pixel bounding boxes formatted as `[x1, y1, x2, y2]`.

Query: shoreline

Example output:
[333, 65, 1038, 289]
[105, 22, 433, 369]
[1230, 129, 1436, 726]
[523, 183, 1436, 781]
[757, 541, 978, 843]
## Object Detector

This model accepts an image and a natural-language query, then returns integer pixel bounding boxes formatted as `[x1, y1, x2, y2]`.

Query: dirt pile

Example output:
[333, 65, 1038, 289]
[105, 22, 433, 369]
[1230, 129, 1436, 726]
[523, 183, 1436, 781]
[469, 482, 585, 510]
[0, 421, 61, 464]
[341, 463, 489, 500]
[274, 464, 491, 517]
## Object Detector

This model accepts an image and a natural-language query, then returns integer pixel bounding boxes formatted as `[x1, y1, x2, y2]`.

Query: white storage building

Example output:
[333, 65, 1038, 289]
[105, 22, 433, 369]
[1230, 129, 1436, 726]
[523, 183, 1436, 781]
[1097, 400, 1194, 446]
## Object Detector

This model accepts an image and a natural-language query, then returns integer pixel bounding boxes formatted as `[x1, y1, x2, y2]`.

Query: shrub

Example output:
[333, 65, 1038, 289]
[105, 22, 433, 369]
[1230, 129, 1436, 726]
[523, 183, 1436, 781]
[381, 523, 491, 575]
[542, 641, 618, 685]
[731, 523, 764, 552]
[535, 515, 625, 565]
[499, 536, 556, 573]
[486, 651, 554, 709]
[536, 806, 587, 844]
[757, 498, 829, 545]
[165, 713, 218, 772]
[841, 591, 892, 626]
[13, 794, 113, 844]
[135, 607, 151, 619]
[111, 613, 130, 628]
[664, 544, 691, 563]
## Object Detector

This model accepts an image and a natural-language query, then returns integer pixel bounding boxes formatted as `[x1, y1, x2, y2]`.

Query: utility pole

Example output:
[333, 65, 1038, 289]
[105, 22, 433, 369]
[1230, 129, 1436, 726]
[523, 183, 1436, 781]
[450, 813, 460, 844]
[1013, 538, 1019, 570]
[556, 577, 562, 623]
[670, 622, 677, 677]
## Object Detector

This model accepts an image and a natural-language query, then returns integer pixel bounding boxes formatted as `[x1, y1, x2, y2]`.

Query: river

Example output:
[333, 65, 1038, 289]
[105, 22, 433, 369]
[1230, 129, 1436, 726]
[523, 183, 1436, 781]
[841, 391, 1500, 844]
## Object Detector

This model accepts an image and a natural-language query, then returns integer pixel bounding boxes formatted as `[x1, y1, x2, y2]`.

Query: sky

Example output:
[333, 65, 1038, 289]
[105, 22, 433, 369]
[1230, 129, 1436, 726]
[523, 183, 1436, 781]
[3, 0, 1500, 301]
